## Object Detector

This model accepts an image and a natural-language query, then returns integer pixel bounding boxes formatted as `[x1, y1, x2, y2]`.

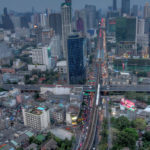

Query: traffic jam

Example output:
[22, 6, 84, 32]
[76, 68, 97, 150]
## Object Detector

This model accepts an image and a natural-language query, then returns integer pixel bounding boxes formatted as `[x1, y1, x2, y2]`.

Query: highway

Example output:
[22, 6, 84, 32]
[81, 18, 106, 150]
[3, 83, 150, 93]
[81, 63, 100, 150]
[101, 85, 150, 92]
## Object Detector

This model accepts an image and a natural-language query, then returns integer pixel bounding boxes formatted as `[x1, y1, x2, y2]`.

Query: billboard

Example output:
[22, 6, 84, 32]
[120, 98, 135, 111]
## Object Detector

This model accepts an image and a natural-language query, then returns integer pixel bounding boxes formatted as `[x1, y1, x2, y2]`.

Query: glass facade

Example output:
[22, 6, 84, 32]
[121, 0, 130, 15]
[116, 17, 136, 42]
[67, 34, 86, 84]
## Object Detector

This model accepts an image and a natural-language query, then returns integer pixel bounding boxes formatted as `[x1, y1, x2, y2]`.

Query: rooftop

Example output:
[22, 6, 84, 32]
[57, 60, 67, 67]
[24, 106, 48, 115]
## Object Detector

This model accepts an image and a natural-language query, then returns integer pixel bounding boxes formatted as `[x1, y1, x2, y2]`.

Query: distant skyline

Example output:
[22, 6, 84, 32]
[0, 0, 150, 13]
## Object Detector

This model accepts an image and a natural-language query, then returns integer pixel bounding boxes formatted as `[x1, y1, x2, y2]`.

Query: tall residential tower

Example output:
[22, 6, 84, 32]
[61, 1, 72, 59]
[113, 0, 117, 11]
[121, 0, 130, 16]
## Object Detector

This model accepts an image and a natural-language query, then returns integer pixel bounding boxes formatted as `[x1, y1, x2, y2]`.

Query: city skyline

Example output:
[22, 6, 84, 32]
[0, 0, 150, 13]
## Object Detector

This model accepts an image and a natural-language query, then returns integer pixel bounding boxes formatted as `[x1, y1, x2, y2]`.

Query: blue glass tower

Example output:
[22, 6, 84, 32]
[121, 0, 130, 16]
[67, 34, 86, 84]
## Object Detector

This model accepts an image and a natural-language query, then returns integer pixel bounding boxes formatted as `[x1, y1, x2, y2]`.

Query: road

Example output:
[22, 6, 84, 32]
[81, 62, 100, 150]
[101, 85, 150, 92]
[106, 98, 112, 150]
[81, 18, 107, 150]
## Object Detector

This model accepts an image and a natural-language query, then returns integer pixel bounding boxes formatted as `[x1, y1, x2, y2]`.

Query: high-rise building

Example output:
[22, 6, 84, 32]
[31, 46, 54, 70]
[76, 17, 84, 33]
[121, 0, 130, 16]
[137, 19, 145, 35]
[32, 25, 42, 44]
[40, 13, 47, 27]
[10, 15, 21, 29]
[85, 5, 96, 29]
[132, 5, 138, 17]
[116, 17, 137, 56]
[113, 0, 117, 11]
[116, 17, 137, 42]
[20, 13, 31, 28]
[42, 28, 54, 45]
[67, 34, 86, 84]
[79, 9, 87, 33]
[2, 8, 14, 31]
[61, 2, 72, 59]
[49, 13, 62, 35]
[22, 107, 50, 130]
[65, 0, 71, 3]
[137, 19, 149, 53]
[145, 18, 150, 34]
[31, 13, 40, 26]
[144, 3, 150, 19]
[49, 35, 61, 58]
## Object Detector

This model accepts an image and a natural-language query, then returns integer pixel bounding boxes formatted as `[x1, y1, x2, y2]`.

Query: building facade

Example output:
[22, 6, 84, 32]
[121, 0, 130, 16]
[85, 5, 96, 29]
[31, 47, 54, 70]
[144, 3, 150, 19]
[67, 34, 86, 84]
[116, 17, 137, 56]
[61, 2, 72, 59]
[49, 35, 61, 59]
[49, 13, 62, 35]
[113, 0, 117, 11]
[22, 107, 50, 130]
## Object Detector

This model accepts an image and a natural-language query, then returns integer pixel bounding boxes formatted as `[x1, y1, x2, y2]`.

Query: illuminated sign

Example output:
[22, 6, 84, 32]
[71, 116, 77, 121]
[120, 98, 135, 111]
[109, 20, 116, 24]
[72, 122, 77, 125]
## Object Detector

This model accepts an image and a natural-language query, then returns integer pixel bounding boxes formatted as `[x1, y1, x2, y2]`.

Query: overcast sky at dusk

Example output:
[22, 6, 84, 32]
[0, 0, 150, 13]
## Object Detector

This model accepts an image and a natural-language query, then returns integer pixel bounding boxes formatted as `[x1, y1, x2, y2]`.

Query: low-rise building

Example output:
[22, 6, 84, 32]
[41, 139, 58, 150]
[28, 64, 47, 72]
[52, 108, 65, 123]
[2, 73, 24, 84]
[22, 106, 50, 130]
[56, 61, 67, 74]
[66, 105, 80, 125]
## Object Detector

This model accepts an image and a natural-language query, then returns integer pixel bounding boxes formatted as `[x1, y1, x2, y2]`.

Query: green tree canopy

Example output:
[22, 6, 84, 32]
[114, 116, 131, 131]
[134, 118, 146, 131]
[115, 128, 138, 150]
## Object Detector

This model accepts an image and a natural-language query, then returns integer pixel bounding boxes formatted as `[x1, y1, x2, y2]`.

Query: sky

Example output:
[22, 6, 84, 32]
[0, 0, 150, 13]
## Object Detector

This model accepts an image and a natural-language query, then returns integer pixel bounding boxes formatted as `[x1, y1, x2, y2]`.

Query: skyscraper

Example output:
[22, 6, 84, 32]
[61, 2, 72, 59]
[2, 8, 14, 31]
[85, 5, 96, 29]
[121, 0, 130, 16]
[116, 17, 137, 56]
[65, 0, 71, 3]
[79, 9, 88, 33]
[76, 17, 84, 33]
[144, 3, 150, 19]
[49, 13, 62, 35]
[113, 0, 117, 11]
[40, 13, 47, 27]
[132, 5, 138, 17]
[67, 33, 86, 84]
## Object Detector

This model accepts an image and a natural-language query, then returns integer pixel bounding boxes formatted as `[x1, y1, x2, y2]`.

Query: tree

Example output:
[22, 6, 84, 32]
[115, 128, 138, 150]
[115, 116, 130, 131]
[34, 92, 40, 99]
[29, 136, 36, 144]
[99, 143, 108, 150]
[143, 131, 150, 141]
[134, 118, 146, 131]
[124, 128, 138, 141]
